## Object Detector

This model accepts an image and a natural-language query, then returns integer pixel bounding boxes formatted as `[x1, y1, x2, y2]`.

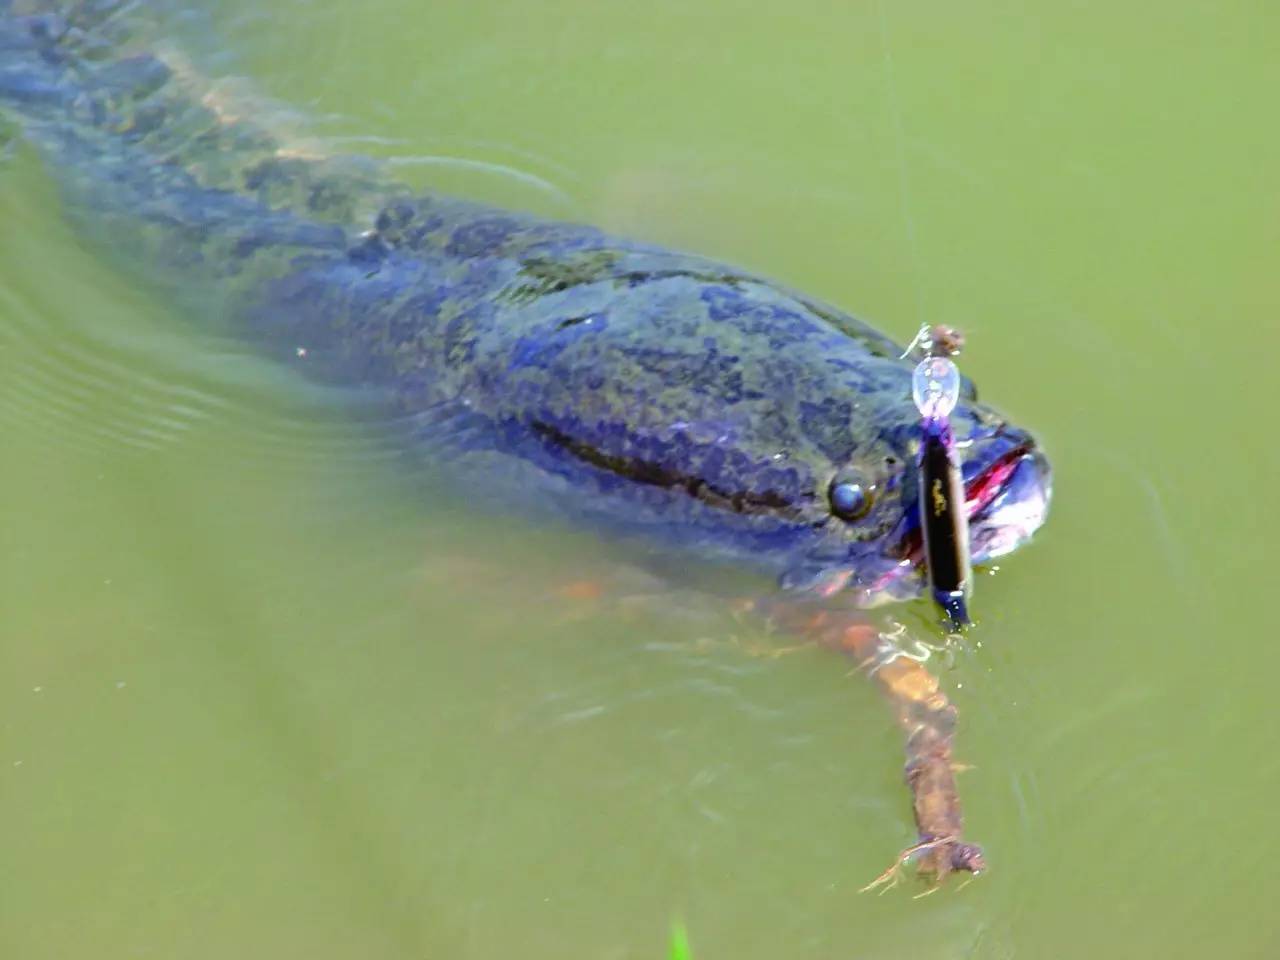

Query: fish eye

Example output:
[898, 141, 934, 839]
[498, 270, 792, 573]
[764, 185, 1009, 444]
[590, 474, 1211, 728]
[829, 480, 872, 522]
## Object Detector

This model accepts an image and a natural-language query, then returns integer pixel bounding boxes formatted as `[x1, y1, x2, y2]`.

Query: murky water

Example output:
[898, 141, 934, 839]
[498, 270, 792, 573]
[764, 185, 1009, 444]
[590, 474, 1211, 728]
[3, 2, 1278, 957]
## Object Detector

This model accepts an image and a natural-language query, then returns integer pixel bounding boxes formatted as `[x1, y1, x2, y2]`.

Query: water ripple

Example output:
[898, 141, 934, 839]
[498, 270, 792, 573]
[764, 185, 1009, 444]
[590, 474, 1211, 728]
[0, 272, 400, 472]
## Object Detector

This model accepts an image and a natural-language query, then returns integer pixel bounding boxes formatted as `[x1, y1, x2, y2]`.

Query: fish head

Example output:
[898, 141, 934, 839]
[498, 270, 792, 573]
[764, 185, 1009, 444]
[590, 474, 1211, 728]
[781, 371, 1053, 608]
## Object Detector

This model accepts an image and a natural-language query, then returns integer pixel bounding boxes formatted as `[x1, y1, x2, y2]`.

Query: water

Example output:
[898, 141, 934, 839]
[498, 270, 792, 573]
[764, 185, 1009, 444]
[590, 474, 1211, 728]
[3, 1, 1278, 956]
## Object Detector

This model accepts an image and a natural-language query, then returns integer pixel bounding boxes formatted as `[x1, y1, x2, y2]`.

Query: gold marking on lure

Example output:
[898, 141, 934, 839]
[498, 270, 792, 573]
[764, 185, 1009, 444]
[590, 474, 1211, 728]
[931, 478, 946, 517]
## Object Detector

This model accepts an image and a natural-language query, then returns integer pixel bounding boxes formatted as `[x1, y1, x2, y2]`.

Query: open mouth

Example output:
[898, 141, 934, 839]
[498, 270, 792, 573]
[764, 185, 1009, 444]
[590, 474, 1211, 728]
[965, 445, 1034, 520]
[828, 439, 1051, 607]
[965, 444, 1052, 563]
[897, 442, 1050, 567]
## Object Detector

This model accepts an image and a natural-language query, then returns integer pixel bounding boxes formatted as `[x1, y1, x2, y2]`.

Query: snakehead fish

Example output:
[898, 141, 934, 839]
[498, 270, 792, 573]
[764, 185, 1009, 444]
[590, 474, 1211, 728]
[1, 2, 1051, 879]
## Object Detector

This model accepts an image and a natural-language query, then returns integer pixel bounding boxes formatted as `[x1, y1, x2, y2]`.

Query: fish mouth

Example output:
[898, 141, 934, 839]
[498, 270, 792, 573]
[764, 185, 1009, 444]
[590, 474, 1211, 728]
[854, 440, 1051, 605]
[964, 445, 1052, 564]
[898, 441, 1052, 568]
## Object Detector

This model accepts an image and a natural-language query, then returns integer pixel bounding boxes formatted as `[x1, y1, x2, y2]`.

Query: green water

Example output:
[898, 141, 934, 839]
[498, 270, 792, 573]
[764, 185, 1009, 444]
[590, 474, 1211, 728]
[3, 1, 1278, 956]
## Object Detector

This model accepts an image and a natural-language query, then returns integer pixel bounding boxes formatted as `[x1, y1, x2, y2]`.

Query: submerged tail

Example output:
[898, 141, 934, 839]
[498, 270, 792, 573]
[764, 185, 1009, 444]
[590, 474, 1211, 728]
[1, 1, 399, 295]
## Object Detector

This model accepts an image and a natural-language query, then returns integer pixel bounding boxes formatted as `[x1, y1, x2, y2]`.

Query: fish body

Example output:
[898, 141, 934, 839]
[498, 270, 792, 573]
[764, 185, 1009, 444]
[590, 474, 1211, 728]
[1, 2, 1050, 602]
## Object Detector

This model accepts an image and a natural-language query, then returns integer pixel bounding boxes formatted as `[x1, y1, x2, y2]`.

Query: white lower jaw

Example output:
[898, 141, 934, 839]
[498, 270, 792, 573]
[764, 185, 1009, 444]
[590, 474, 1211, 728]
[968, 468, 1052, 564]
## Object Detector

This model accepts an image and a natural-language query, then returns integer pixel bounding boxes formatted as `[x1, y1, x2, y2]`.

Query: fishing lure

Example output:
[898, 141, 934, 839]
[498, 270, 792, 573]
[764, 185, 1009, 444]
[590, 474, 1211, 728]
[913, 354, 971, 626]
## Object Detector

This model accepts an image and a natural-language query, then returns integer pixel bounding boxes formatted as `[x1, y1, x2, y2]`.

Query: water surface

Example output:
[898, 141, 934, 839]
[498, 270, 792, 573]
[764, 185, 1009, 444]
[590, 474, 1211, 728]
[3, 2, 1278, 957]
